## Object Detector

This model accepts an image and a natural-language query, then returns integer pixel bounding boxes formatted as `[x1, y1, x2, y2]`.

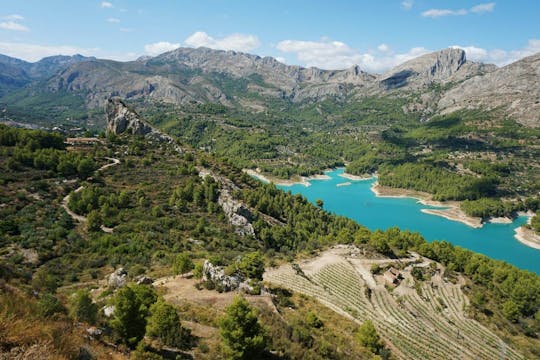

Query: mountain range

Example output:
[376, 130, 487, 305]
[0, 47, 538, 127]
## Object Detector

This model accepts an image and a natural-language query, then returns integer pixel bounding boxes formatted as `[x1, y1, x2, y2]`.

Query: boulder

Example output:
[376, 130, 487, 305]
[103, 305, 115, 317]
[108, 267, 127, 288]
[86, 326, 102, 337]
[135, 275, 153, 285]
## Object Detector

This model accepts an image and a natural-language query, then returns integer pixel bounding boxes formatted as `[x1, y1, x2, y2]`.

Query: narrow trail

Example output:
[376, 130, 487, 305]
[61, 157, 120, 229]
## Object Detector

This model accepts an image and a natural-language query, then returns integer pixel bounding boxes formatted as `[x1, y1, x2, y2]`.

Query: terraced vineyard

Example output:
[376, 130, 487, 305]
[264, 247, 523, 360]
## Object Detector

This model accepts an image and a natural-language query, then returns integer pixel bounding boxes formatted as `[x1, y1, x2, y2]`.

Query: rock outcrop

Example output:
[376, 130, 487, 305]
[202, 260, 243, 291]
[106, 97, 154, 136]
[105, 97, 182, 149]
[202, 260, 255, 293]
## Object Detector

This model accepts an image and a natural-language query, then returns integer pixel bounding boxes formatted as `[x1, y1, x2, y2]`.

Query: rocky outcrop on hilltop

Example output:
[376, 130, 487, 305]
[438, 52, 540, 127]
[106, 97, 153, 136]
[106, 97, 181, 148]
[202, 260, 256, 293]
[202, 260, 243, 291]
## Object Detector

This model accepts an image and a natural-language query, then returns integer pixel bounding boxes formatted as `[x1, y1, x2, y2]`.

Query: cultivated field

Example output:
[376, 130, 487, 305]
[264, 246, 523, 360]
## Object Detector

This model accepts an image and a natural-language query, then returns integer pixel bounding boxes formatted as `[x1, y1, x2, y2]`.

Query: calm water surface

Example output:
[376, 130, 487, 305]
[273, 168, 539, 274]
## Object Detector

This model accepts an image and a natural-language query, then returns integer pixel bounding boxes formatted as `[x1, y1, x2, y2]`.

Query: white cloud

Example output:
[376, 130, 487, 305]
[470, 2, 495, 13]
[401, 0, 414, 10]
[276, 38, 430, 72]
[184, 31, 260, 52]
[453, 39, 540, 66]
[144, 41, 180, 56]
[101, 1, 113, 8]
[120, 27, 133, 33]
[3, 14, 24, 21]
[275, 56, 286, 64]
[422, 2, 495, 18]
[107, 17, 120, 23]
[377, 43, 390, 53]
[0, 21, 29, 32]
[422, 8, 467, 18]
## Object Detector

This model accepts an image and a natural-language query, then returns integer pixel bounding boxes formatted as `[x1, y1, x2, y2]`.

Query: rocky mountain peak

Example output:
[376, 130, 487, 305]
[430, 48, 467, 79]
[380, 48, 470, 90]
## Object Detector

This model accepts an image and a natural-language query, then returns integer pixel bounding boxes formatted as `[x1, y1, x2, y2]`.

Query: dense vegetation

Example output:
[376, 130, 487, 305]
[1, 125, 538, 358]
[127, 96, 540, 221]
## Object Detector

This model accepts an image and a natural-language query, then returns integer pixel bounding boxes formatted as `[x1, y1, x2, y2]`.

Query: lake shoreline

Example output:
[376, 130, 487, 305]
[247, 169, 535, 244]
[370, 182, 485, 228]
[339, 172, 376, 181]
[514, 213, 540, 250]
[243, 169, 330, 187]
[514, 227, 540, 250]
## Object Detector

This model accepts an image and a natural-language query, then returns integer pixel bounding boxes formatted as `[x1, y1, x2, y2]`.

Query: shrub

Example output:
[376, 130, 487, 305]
[69, 289, 97, 324]
[146, 299, 191, 349]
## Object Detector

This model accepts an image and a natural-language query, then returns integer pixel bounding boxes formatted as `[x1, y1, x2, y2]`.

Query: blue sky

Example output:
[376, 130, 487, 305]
[0, 0, 539, 72]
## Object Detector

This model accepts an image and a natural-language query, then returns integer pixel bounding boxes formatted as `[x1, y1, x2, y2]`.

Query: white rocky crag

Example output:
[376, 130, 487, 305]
[217, 188, 256, 237]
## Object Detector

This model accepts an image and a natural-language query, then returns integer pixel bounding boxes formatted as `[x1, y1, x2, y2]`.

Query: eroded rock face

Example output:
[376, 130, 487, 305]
[106, 97, 153, 136]
[438, 52, 540, 127]
[218, 190, 256, 237]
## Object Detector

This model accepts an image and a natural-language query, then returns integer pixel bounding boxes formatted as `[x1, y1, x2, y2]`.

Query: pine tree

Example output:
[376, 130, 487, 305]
[219, 296, 266, 359]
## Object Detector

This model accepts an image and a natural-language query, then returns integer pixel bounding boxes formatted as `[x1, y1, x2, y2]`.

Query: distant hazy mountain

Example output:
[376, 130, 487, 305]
[0, 54, 94, 96]
[1, 47, 538, 126]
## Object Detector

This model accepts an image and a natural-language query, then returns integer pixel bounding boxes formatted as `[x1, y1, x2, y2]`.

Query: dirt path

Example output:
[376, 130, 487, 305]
[61, 186, 85, 222]
[61, 157, 120, 227]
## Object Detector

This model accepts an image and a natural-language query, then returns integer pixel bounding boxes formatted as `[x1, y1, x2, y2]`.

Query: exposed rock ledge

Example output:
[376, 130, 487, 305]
[199, 169, 256, 237]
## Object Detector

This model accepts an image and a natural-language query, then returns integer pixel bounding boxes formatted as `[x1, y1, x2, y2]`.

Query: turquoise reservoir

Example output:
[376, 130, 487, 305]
[274, 168, 539, 274]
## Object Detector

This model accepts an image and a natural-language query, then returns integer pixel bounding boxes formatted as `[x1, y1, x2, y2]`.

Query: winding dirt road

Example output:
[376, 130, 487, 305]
[61, 157, 120, 230]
